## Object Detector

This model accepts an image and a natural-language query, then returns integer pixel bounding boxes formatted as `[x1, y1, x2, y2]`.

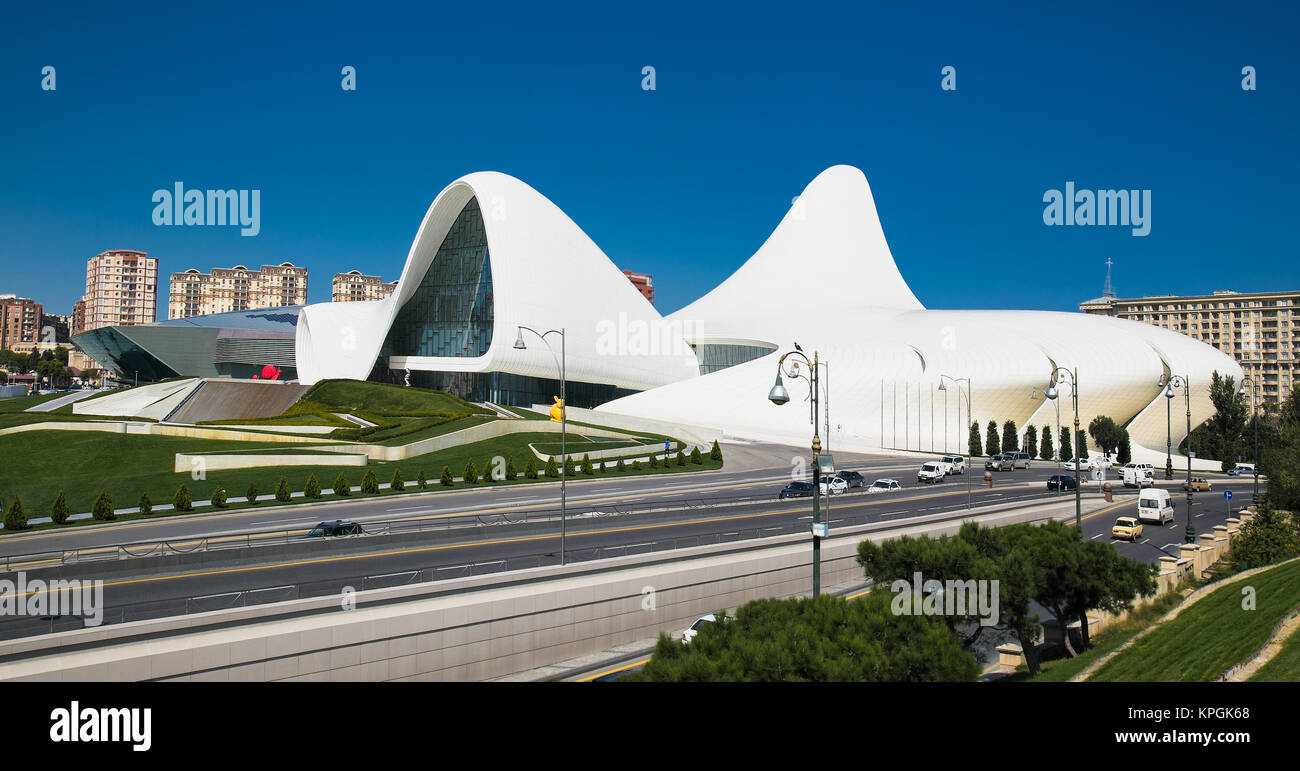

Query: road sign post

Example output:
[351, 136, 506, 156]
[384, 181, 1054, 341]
[1224, 488, 1233, 519]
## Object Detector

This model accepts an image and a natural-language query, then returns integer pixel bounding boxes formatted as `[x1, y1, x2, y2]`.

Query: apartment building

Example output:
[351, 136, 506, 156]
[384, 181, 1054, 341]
[0, 295, 43, 351]
[331, 270, 397, 302]
[168, 262, 308, 319]
[1082, 289, 1299, 405]
[83, 250, 158, 330]
[623, 271, 654, 304]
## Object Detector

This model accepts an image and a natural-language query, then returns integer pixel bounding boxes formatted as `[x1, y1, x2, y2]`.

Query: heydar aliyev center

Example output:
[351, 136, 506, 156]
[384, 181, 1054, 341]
[295, 165, 1240, 465]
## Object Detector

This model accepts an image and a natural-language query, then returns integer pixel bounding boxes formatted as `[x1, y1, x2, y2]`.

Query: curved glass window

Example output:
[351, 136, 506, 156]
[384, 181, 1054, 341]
[382, 198, 493, 358]
[692, 342, 777, 375]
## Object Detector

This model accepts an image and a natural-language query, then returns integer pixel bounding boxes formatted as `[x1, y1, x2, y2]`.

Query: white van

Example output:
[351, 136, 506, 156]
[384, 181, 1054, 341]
[1137, 488, 1174, 525]
[1122, 466, 1154, 488]
[917, 462, 946, 484]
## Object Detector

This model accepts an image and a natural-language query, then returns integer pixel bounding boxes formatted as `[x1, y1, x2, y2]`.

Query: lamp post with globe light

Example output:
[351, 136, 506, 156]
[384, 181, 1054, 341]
[515, 325, 567, 564]
[1159, 374, 1195, 543]
[1044, 367, 1081, 529]
[1239, 377, 1260, 504]
[767, 348, 825, 597]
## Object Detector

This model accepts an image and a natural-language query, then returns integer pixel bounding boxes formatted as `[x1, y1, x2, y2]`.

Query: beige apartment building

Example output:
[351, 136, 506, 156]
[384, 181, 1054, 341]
[332, 270, 397, 302]
[83, 250, 158, 330]
[1082, 289, 1299, 405]
[168, 262, 308, 319]
[0, 295, 43, 351]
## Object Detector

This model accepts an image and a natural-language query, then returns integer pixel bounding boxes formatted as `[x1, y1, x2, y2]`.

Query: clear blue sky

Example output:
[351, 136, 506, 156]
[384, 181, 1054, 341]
[1, 0, 1296, 317]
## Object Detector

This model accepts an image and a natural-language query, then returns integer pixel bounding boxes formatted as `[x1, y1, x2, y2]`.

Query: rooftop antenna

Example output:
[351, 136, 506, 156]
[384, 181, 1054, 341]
[1103, 258, 1115, 299]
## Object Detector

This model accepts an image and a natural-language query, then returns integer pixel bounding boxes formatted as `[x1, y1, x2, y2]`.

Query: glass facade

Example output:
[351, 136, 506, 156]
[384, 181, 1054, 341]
[693, 342, 777, 375]
[400, 370, 637, 410]
[380, 198, 493, 359]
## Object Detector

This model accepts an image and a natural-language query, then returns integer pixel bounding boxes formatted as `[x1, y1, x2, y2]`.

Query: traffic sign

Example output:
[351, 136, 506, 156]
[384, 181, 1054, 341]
[1224, 489, 1233, 501]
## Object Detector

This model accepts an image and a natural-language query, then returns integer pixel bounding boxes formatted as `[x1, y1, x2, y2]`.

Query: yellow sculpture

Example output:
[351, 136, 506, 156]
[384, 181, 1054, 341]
[549, 396, 566, 423]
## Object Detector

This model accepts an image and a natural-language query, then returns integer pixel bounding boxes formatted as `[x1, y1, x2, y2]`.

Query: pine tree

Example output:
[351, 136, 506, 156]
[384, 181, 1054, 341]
[441, 465, 454, 486]
[563, 456, 576, 478]
[506, 456, 517, 481]
[3, 497, 27, 531]
[985, 421, 1001, 456]
[525, 459, 539, 479]
[1059, 427, 1073, 463]
[138, 492, 152, 516]
[710, 440, 722, 461]
[1117, 430, 1132, 464]
[391, 467, 405, 491]
[969, 422, 983, 457]
[1002, 420, 1019, 454]
[617, 458, 626, 472]
[246, 481, 259, 505]
[581, 454, 594, 475]
[92, 490, 115, 521]
[173, 484, 193, 512]
[361, 468, 379, 494]
[1024, 425, 1038, 458]
[676, 451, 687, 467]
[690, 447, 702, 465]
[50, 490, 70, 524]
[1040, 427, 1054, 461]
[211, 487, 227, 508]
[305, 473, 322, 499]
[544, 457, 558, 478]
[632, 459, 642, 470]
[333, 472, 351, 496]
[649, 453, 659, 468]
[275, 477, 292, 502]
[418, 469, 428, 489]
[463, 460, 478, 484]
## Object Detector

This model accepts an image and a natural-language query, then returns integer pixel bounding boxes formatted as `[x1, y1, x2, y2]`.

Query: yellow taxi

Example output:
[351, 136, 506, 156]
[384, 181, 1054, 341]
[1111, 516, 1143, 541]
[1183, 476, 1212, 492]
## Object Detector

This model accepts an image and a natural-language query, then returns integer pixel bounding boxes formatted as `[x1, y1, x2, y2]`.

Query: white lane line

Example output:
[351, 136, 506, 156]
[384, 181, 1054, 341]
[1090, 533, 1104, 540]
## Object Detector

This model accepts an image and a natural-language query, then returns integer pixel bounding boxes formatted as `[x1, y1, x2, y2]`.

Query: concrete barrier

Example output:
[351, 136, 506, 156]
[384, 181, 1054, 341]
[173, 452, 368, 473]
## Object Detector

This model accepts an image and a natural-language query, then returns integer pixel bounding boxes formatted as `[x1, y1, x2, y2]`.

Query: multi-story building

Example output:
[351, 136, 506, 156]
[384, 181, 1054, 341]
[1082, 289, 1300, 405]
[71, 299, 86, 336]
[332, 270, 397, 302]
[168, 263, 308, 319]
[623, 271, 654, 304]
[0, 295, 43, 351]
[83, 250, 158, 330]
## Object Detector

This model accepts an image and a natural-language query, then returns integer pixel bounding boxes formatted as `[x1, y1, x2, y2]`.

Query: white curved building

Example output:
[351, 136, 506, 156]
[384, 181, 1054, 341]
[292, 165, 1240, 466]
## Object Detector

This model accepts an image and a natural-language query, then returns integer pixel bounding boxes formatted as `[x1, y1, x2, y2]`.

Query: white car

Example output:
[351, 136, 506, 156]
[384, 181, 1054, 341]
[1090, 456, 1114, 469]
[679, 613, 731, 643]
[1062, 458, 1092, 472]
[867, 479, 902, 493]
[917, 462, 946, 484]
[819, 476, 849, 495]
[941, 455, 966, 474]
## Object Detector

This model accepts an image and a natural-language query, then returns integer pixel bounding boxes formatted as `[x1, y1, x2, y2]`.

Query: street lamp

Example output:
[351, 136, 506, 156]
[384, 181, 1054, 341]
[1045, 367, 1082, 530]
[1239, 377, 1260, 504]
[938, 375, 971, 509]
[515, 325, 568, 564]
[768, 348, 826, 597]
[1159, 374, 1195, 543]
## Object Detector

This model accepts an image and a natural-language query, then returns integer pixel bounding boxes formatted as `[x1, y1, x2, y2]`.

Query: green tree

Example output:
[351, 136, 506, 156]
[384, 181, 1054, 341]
[305, 473, 322, 499]
[649, 453, 659, 469]
[1187, 370, 1250, 471]
[361, 468, 379, 494]
[1040, 426, 1054, 461]
[246, 481, 258, 505]
[418, 469, 427, 489]
[50, 490, 70, 524]
[625, 593, 978, 682]
[138, 492, 152, 516]
[1116, 430, 1132, 465]
[333, 472, 351, 496]
[1076, 429, 1088, 461]
[1059, 427, 1073, 463]
[1024, 424, 1038, 459]
[211, 487, 227, 508]
[563, 455, 576, 478]
[463, 460, 478, 484]
[616, 458, 626, 472]
[275, 477, 292, 502]
[710, 440, 723, 461]
[581, 453, 594, 475]
[173, 484, 193, 512]
[632, 459, 642, 470]
[92, 490, 115, 521]
[676, 451, 687, 467]
[690, 446, 703, 465]
[1002, 420, 1019, 454]
[506, 456, 517, 481]
[968, 421, 983, 457]
[391, 467, 405, 491]
[544, 457, 558, 478]
[1229, 502, 1300, 570]
[4, 497, 28, 531]
[1088, 415, 1124, 460]
[525, 459, 539, 479]
[441, 465, 454, 486]
[985, 420, 1001, 457]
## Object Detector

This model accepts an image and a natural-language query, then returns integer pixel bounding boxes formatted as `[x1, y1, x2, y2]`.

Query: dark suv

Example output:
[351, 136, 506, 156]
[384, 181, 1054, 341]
[303, 520, 365, 538]
[836, 470, 864, 488]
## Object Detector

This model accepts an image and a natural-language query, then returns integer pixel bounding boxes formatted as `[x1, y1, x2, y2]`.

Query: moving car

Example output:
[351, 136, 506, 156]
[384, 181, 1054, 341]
[1137, 488, 1175, 525]
[779, 481, 814, 499]
[1011, 452, 1032, 469]
[917, 462, 946, 484]
[1062, 458, 1092, 472]
[1122, 466, 1155, 488]
[1047, 474, 1077, 491]
[819, 476, 849, 495]
[867, 479, 902, 493]
[1183, 476, 1213, 492]
[985, 454, 1005, 471]
[1227, 465, 1256, 477]
[303, 520, 364, 538]
[836, 470, 865, 488]
[941, 455, 966, 474]
[1111, 517, 1143, 542]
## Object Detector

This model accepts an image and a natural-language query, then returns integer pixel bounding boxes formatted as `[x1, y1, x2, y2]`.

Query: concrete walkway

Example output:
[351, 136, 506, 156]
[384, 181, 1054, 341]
[23, 390, 98, 412]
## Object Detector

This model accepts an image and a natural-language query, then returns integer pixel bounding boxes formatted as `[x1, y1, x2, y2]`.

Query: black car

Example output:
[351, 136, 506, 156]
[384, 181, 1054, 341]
[1047, 475, 1078, 491]
[303, 520, 365, 538]
[779, 481, 814, 499]
[836, 470, 865, 488]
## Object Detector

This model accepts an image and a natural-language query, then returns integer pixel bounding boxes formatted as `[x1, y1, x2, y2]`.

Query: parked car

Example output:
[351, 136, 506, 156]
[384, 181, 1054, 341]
[917, 462, 946, 484]
[867, 479, 902, 493]
[1137, 488, 1175, 525]
[1111, 517, 1144, 542]
[1227, 465, 1256, 477]
[1047, 474, 1077, 491]
[1062, 458, 1092, 472]
[679, 614, 716, 644]
[780, 481, 814, 499]
[819, 476, 849, 495]
[1183, 476, 1213, 492]
[1090, 455, 1114, 470]
[1122, 466, 1155, 488]
[303, 520, 364, 538]
[941, 455, 966, 474]
[1011, 452, 1032, 469]
[836, 470, 865, 488]
[985, 454, 1005, 471]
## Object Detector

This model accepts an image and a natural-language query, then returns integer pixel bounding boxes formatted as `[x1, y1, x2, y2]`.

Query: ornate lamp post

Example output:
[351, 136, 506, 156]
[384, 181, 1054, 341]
[1159, 374, 1194, 543]
[768, 348, 826, 597]
[1045, 367, 1081, 530]
[1239, 377, 1260, 504]
[515, 326, 567, 564]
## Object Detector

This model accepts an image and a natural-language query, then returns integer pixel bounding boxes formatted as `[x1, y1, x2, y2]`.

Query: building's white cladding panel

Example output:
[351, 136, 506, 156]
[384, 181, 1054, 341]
[296, 172, 698, 389]
[601, 168, 1241, 458]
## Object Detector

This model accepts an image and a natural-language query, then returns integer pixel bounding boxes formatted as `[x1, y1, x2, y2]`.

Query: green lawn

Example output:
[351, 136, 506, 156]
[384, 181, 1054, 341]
[1248, 621, 1300, 681]
[301, 379, 489, 415]
[0, 427, 723, 534]
[1090, 559, 1300, 682]
[0, 392, 69, 413]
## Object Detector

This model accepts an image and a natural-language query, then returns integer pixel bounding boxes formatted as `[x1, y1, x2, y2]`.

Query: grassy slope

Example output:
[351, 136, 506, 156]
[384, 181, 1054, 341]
[1090, 559, 1300, 682]
[1248, 622, 1300, 681]
[303, 379, 487, 415]
[0, 392, 68, 413]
